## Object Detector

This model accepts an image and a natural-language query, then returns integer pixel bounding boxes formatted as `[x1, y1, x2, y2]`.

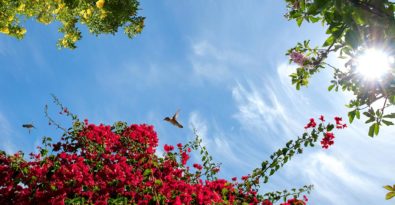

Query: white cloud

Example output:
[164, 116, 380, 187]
[189, 41, 255, 83]
[187, 111, 247, 168]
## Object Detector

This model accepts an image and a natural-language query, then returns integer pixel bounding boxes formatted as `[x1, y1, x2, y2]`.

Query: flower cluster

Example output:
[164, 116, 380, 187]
[334, 117, 347, 129]
[290, 51, 308, 66]
[304, 118, 317, 129]
[303, 116, 347, 149]
[0, 120, 307, 204]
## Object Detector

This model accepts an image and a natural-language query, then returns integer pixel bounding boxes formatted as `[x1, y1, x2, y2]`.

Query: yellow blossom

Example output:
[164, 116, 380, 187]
[96, 0, 105, 9]
[17, 28, 26, 35]
[0, 27, 10, 34]
[17, 4, 25, 11]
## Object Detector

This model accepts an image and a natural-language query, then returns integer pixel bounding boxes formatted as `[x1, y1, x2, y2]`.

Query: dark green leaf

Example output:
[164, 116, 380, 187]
[382, 120, 394, 126]
[348, 110, 356, 123]
[383, 113, 395, 118]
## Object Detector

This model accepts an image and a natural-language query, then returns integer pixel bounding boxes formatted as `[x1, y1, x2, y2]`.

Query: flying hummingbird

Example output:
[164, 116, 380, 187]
[164, 110, 183, 128]
[22, 123, 35, 134]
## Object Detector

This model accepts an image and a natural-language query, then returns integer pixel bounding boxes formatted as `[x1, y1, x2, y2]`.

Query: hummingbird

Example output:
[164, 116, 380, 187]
[164, 110, 183, 128]
[22, 123, 35, 134]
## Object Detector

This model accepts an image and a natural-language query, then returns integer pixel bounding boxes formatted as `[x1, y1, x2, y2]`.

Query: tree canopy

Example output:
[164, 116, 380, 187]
[0, 0, 144, 49]
[285, 0, 395, 137]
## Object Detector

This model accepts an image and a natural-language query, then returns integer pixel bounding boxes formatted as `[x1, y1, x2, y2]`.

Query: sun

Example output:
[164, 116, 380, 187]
[355, 48, 393, 80]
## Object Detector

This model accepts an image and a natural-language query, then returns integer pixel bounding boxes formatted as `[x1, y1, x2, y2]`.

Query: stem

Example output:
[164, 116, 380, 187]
[44, 104, 68, 133]
[314, 25, 347, 68]
[379, 96, 389, 123]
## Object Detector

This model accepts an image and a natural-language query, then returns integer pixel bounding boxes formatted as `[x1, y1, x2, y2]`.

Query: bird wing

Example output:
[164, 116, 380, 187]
[175, 121, 183, 128]
[172, 109, 180, 120]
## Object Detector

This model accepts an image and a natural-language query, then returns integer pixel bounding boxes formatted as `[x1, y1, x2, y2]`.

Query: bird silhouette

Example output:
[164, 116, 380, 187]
[22, 123, 35, 134]
[164, 110, 183, 128]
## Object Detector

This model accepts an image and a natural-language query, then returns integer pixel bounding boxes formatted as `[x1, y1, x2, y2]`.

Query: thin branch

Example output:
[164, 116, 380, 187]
[44, 104, 68, 133]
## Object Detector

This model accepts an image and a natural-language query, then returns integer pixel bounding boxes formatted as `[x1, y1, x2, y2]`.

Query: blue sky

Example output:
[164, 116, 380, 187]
[1, 1, 395, 204]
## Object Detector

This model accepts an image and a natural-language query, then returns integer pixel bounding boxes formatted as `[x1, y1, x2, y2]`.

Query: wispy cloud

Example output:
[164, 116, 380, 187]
[187, 111, 248, 170]
[189, 41, 255, 84]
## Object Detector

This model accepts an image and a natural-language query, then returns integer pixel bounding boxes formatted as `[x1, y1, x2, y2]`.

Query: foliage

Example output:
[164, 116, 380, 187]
[241, 116, 346, 192]
[384, 184, 395, 200]
[0, 96, 348, 204]
[0, 0, 144, 49]
[284, 0, 395, 137]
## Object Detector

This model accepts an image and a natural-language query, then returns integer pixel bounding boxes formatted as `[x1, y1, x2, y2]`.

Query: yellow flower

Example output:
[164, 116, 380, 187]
[61, 39, 67, 46]
[0, 27, 10, 34]
[100, 10, 107, 19]
[8, 16, 14, 22]
[82, 9, 92, 19]
[17, 28, 26, 35]
[17, 4, 26, 11]
[96, 0, 105, 9]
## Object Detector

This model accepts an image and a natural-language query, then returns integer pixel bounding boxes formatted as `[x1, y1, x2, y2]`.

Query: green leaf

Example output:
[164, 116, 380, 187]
[386, 192, 395, 200]
[264, 176, 269, 183]
[365, 118, 375, 124]
[356, 110, 360, 119]
[143, 169, 152, 176]
[323, 35, 335, 47]
[328, 84, 335, 91]
[269, 169, 275, 176]
[374, 123, 380, 135]
[309, 16, 320, 23]
[384, 185, 394, 191]
[368, 124, 375, 137]
[327, 124, 334, 131]
[383, 113, 395, 118]
[382, 120, 394, 126]
[348, 111, 356, 123]
[297, 17, 303, 27]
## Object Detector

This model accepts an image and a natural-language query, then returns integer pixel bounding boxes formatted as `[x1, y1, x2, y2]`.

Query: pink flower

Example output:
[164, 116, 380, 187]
[290, 51, 307, 66]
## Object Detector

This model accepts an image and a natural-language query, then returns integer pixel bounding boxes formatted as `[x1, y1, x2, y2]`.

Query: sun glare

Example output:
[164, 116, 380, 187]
[356, 48, 393, 80]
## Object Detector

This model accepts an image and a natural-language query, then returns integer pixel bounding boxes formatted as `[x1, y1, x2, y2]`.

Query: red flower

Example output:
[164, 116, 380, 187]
[319, 115, 325, 122]
[303, 195, 308, 202]
[304, 118, 317, 129]
[193, 163, 203, 170]
[262, 199, 273, 205]
[164, 144, 174, 152]
[321, 132, 335, 149]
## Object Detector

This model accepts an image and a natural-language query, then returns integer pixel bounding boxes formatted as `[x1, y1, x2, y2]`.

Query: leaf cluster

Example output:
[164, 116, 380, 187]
[285, 0, 395, 137]
[0, 0, 145, 49]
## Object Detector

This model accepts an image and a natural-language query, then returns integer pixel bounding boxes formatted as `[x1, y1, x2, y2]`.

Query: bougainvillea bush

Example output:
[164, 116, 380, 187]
[0, 100, 346, 204]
